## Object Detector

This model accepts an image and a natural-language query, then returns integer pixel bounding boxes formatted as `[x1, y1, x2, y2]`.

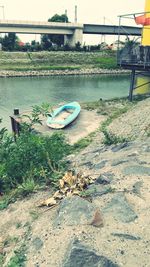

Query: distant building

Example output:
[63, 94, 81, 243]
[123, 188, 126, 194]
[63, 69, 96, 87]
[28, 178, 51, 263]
[109, 41, 125, 51]
[18, 41, 25, 47]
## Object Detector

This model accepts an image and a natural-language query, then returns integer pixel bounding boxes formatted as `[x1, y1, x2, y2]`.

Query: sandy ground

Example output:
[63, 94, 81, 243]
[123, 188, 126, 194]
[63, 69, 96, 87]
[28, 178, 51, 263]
[19, 109, 105, 144]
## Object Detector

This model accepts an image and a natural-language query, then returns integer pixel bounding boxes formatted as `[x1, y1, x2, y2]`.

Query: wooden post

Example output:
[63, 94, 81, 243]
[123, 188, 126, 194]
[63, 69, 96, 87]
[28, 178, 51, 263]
[10, 109, 21, 141]
[129, 69, 135, 101]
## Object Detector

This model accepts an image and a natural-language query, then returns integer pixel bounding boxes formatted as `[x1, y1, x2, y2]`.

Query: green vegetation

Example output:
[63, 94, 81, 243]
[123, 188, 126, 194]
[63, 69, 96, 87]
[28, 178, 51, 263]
[0, 254, 4, 266]
[100, 106, 131, 145]
[0, 105, 73, 208]
[0, 65, 81, 71]
[94, 55, 118, 69]
[7, 248, 26, 267]
[0, 130, 71, 192]
[73, 131, 96, 151]
[0, 50, 117, 71]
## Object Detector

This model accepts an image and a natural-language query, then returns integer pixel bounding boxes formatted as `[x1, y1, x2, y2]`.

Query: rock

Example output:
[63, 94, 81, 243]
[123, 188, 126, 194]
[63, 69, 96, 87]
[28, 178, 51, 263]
[90, 209, 104, 228]
[96, 174, 112, 185]
[63, 239, 119, 267]
[123, 165, 150, 176]
[86, 184, 112, 197]
[111, 143, 130, 152]
[132, 181, 143, 197]
[111, 159, 128, 166]
[103, 193, 138, 223]
[32, 237, 43, 251]
[93, 160, 108, 170]
[79, 161, 93, 168]
[111, 233, 141, 240]
[54, 196, 97, 226]
[95, 174, 111, 185]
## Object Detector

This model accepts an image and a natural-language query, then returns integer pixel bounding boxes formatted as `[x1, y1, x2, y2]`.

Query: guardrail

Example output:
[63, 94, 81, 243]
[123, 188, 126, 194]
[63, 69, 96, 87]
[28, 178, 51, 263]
[117, 45, 150, 70]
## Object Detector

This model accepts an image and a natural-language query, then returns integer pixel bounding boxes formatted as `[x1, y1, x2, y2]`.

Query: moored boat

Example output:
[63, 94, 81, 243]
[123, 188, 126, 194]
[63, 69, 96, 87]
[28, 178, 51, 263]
[46, 101, 81, 129]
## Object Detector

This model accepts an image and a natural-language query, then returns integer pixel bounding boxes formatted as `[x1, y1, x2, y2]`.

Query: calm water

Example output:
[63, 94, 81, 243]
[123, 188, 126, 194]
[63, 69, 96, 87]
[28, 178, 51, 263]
[0, 74, 130, 129]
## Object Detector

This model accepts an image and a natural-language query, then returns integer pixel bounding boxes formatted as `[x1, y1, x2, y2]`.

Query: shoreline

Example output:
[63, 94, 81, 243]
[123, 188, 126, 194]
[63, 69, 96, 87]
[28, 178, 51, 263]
[0, 68, 130, 78]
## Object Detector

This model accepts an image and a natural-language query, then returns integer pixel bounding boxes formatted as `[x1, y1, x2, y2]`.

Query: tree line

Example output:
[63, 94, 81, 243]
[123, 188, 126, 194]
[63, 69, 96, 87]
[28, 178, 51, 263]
[0, 14, 69, 52]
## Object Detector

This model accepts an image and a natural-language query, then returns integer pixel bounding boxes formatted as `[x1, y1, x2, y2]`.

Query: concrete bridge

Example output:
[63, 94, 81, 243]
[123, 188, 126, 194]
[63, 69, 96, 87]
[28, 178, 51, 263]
[0, 20, 141, 46]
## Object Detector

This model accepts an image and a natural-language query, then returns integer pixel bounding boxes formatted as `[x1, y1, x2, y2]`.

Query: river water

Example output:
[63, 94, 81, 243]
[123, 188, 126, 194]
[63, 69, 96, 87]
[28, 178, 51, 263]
[0, 74, 130, 130]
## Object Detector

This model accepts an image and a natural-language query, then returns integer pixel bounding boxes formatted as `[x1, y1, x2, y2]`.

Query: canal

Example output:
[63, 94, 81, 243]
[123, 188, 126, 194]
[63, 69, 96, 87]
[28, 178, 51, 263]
[0, 74, 130, 129]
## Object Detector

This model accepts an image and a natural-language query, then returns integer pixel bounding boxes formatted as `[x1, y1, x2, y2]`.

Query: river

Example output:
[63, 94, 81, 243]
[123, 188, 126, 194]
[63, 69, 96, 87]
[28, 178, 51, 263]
[0, 74, 130, 130]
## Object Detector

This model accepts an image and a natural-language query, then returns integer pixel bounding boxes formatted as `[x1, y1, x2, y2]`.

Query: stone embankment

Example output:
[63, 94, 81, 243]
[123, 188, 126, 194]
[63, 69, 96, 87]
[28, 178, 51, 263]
[108, 97, 150, 141]
[0, 68, 129, 77]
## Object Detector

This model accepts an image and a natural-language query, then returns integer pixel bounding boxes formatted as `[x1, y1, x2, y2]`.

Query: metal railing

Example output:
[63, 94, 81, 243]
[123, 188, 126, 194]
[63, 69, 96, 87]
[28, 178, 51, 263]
[117, 44, 150, 69]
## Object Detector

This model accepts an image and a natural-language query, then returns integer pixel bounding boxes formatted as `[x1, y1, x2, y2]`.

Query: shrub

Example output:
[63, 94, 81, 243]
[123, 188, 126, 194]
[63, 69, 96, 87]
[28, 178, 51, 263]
[0, 113, 72, 194]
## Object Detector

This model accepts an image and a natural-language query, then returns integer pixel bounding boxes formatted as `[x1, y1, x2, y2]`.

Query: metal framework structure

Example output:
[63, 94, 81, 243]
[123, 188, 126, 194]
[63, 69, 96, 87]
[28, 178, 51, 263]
[117, 12, 150, 101]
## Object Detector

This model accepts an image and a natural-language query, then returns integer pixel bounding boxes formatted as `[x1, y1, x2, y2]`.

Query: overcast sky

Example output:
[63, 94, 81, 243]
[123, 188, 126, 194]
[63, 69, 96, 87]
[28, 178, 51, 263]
[0, 0, 145, 44]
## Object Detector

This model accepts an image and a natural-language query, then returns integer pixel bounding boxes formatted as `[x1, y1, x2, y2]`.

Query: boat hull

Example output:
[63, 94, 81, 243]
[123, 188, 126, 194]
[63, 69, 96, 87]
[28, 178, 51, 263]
[46, 102, 81, 129]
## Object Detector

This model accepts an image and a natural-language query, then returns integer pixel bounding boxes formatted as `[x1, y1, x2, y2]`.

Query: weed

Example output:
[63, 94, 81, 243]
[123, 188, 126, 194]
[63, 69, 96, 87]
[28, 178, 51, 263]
[4, 236, 19, 247]
[0, 254, 4, 266]
[17, 178, 40, 197]
[73, 137, 92, 151]
[7, 245, 27, 267]
[0, 118, 71, 193]
[16, 222, 22, 229]
[29, 210, 40, 221]
[102, 129, 129, 145]
[73, 131, 96, 152]
[145, 123, 150, 137]
[100, 106, 131, 145]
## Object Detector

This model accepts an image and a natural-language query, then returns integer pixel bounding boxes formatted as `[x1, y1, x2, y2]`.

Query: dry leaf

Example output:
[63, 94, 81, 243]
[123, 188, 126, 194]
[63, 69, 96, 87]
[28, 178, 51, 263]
[59, 179, 65, 188]
[72, 189, 80, 195]
[66, 191, 73, 197]
[41, 197, 57, 207]
[38, 171, 95, 209]
[53, 191, 63, 199]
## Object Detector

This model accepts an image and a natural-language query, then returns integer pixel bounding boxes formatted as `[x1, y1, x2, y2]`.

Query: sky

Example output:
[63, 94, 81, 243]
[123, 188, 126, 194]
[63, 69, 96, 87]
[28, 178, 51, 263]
[0, 0, 145, 44]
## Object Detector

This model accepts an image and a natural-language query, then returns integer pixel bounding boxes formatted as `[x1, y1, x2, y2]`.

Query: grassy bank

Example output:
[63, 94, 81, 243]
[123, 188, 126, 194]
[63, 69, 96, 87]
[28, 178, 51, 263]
[0, 50, 118, 71]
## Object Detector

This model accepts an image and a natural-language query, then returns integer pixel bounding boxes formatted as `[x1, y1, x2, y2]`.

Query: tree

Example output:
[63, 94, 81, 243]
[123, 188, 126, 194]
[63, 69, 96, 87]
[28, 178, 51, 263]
[2, 33, 18, 51]
[41, 14, 69, 49]
[48, 14, 68, 23]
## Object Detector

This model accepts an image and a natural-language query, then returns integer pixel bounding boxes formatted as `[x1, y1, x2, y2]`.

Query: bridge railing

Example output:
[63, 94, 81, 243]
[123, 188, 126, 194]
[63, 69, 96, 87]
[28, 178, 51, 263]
[0, 20, 83, 28]
[117, 44, 150, 69]
[117, 12, 150, 70]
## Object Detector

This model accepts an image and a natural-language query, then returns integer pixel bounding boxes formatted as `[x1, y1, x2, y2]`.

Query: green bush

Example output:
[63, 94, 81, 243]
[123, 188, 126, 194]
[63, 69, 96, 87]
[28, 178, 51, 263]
[0, 120, 71, 193]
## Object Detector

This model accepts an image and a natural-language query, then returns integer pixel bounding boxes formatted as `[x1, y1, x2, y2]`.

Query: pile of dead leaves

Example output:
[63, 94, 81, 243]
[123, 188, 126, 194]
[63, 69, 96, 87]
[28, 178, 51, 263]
[39, 171, 95, 207]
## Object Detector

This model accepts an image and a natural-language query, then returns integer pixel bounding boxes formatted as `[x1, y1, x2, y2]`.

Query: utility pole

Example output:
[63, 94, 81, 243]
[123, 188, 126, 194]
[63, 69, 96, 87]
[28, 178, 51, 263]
[101, 16, 106, 43]
[65, 9, 67, 22]
[75, 5, 77, 23]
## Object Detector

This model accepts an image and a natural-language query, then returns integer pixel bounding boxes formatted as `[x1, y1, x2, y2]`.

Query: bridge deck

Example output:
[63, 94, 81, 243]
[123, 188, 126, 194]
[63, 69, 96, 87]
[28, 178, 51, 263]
[0, 20, 141, 36]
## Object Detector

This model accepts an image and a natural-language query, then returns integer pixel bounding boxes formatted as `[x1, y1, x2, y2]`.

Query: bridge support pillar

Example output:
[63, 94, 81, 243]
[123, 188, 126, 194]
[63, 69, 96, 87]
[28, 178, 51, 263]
[64, 27, 83, 47]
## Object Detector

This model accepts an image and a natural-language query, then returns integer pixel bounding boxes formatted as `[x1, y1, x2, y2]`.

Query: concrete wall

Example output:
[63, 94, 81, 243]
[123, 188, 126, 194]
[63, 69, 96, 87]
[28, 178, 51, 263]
[64, 28, 83, 47]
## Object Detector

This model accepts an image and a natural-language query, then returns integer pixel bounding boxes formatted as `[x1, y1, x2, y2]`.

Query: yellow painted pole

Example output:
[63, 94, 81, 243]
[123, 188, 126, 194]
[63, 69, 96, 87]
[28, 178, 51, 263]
[135, 0, 150, 95]
[142, 0, 150, 45]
